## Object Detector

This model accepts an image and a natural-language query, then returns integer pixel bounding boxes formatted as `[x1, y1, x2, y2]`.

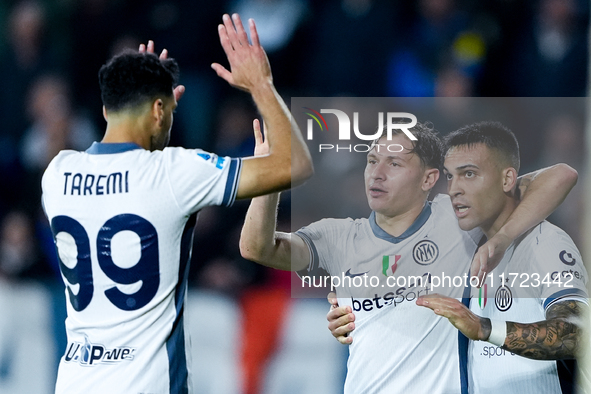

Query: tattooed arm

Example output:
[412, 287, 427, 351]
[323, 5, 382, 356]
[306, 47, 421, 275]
[417, 296, 588, 360]
[504, 300, 587, 360]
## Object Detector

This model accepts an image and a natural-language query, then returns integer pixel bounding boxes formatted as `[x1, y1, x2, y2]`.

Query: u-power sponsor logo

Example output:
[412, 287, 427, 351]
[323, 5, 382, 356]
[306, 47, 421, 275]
[303, 108, 417, 152]
[64, 336, 135, 366]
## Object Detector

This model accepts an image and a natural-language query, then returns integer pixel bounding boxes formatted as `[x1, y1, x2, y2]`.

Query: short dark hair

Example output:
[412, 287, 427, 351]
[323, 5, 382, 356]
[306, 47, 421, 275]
[444, 121, 520, 172]
[98, 50, 179, 112]
[374, 121, 443, 170]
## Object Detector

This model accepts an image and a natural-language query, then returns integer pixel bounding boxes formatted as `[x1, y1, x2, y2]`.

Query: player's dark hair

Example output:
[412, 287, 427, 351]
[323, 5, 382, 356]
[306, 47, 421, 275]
[99, 50, 179, 112]
[373, 121, 443, 170]
[444, 121, 520, 172]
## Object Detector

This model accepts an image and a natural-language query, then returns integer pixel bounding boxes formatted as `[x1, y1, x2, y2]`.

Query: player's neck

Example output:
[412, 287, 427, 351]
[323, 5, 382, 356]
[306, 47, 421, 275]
[102, 115, 151, 150]
[374, 202, 425, 238]
[481, 197, 518, 239]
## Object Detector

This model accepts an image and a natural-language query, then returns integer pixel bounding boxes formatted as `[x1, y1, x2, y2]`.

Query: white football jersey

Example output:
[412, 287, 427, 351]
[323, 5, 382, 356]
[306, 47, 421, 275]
[41, 142, 242, 394]
[468, 221, 589, 394]
[296, 194, 482, 394]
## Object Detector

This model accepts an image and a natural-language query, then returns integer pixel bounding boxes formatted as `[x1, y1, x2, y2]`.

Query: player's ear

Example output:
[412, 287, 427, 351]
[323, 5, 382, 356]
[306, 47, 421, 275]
[151, 98, 164, 127]
[502, 167, 518, 193]
[422, 168, 439, 192]
[102, 106, 108, 121]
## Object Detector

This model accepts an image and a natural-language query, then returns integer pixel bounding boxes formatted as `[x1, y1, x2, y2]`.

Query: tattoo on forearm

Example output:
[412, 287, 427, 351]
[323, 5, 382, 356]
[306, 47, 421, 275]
[503, 300, 585, 360]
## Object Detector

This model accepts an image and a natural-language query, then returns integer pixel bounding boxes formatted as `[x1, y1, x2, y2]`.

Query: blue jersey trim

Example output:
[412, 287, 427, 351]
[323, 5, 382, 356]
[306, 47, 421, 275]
[86, 142, 142, 154]
[460, 236, 486, 394]
[458, 277, 471, 394]
[543, 288, 588, 310]
[167, 313, 188, 394]
[294, 231, 322, 277]
[557, 359, 578, 394]
[166, 212, 197, 394]
[222, 158, 242, 207]
[369, 201, 431, 243]
[175, 212, 196, 315]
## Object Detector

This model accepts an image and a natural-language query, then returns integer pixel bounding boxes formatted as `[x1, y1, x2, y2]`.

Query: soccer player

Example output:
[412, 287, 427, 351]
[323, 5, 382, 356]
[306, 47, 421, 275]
[41, 14, 312, 394]
[239, 120, 576, 393]
[416, 122, 588, 393]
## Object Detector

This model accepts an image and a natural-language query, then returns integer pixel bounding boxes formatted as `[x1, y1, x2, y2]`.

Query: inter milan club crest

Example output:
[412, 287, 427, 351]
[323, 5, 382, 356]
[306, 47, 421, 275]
[412, 240, 439, 265]
[495, 285, 513, 312]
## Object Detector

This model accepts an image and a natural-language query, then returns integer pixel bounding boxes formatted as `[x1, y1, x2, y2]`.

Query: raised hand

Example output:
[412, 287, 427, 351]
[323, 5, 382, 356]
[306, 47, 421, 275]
[139, 40, 185, 102]
[253, 119, 269, 157]
[211, 14, 272, 92]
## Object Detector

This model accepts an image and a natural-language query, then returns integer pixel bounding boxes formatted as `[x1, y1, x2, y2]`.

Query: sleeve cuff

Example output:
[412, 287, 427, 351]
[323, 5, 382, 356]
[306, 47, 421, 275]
[221, 158, 242, 207]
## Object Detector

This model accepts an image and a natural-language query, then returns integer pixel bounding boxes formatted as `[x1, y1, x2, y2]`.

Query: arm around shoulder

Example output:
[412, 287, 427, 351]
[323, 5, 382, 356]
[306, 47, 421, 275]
[517, 163, 577, 202]
[471, 163, 579, 282]
[498, 162, 578, 242]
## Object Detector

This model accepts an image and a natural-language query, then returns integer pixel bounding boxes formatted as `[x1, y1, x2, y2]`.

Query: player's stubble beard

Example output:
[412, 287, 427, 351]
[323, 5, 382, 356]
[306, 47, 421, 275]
[150, 130, 170, 151]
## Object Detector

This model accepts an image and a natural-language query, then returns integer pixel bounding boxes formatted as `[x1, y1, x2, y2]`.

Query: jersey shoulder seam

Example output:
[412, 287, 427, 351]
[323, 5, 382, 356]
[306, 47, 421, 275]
[162, 148, 184, 213]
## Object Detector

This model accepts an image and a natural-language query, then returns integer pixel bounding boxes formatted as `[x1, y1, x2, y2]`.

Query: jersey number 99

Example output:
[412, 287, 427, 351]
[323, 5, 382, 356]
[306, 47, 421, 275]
[51, 214, 160, 312]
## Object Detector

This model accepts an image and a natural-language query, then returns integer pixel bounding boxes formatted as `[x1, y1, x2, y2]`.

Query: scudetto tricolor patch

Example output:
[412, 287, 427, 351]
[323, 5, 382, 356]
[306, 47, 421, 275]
[478, 284, 487, 309]
[382, 255, 401, 276]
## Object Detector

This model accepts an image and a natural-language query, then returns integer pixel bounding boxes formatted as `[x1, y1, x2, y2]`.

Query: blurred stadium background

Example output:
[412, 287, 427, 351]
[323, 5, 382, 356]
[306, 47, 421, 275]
[0, 0, 589, 393]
